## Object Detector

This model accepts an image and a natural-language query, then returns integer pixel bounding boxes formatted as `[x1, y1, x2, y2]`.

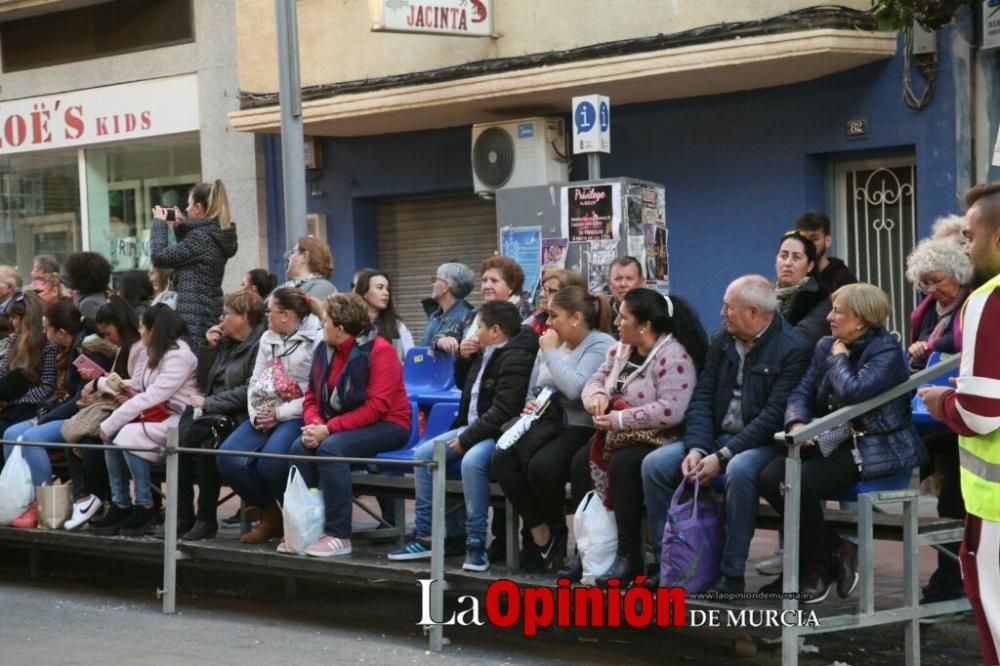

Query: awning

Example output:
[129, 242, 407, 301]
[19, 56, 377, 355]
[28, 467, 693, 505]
[229, 28, 896, 138]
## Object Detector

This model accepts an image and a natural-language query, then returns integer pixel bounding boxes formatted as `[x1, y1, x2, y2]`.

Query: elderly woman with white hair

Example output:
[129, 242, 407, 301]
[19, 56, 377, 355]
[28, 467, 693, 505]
[905, 236, 972, 370]
[421, 262, 475, 353]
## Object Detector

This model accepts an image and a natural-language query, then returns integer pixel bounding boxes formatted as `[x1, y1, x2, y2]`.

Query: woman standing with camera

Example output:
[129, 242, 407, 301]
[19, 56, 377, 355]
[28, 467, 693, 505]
[151, 180, 238, 350]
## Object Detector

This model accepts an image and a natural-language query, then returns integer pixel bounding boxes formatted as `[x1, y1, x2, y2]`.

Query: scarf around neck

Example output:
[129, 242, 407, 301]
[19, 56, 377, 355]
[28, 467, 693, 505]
[319, 326, 378, 420]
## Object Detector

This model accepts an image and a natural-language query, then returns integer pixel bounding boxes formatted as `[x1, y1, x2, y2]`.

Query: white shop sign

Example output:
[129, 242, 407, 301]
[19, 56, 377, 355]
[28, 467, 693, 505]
[0, 74, 199, 156]
[369, 0, 493, 37]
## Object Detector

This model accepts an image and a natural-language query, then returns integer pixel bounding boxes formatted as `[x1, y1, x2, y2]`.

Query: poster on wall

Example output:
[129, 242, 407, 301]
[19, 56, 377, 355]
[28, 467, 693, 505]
[644, 224, 669, 292]
[561, 183, 621, 242]
[500, 225, 543, 303]
[588, 240, 618, 294]
[627, 235, 646, 270]
[542, 238, 568, 275]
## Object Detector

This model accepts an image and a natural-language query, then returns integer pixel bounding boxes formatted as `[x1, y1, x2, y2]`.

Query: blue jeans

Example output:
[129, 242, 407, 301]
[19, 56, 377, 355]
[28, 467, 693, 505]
[4, 419, 65, 487]
[217, 418, 302, 508]
[289, 421, 409, 538]
[412, 427, 496, 543]
[105, 449, 154, 507]
[642, 440, 778, 578]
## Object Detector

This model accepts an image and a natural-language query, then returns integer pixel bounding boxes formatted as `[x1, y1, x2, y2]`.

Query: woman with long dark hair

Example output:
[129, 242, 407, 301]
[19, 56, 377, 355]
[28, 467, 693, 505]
[563, 288, 707, 585]
[242, 269, 279, 299]
[774, 230, 831, 344]
[92, 305, 199, 537]
[354, 269, 413, 362]
[151, 180, 238, 349]
[0, 292, 58, 432]
[117, 270, 154, 316]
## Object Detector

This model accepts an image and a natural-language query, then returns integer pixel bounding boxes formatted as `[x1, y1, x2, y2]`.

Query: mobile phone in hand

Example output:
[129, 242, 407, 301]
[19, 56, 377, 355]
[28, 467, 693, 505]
[165, 208, 176, 222]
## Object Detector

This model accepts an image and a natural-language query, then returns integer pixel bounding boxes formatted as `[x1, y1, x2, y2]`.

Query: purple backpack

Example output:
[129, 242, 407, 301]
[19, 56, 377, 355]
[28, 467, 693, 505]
[659, 477, 724, 593]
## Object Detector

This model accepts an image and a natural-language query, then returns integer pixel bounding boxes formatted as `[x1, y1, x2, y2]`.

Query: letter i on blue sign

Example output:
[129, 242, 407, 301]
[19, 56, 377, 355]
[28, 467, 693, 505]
[575, 102, 596, 133]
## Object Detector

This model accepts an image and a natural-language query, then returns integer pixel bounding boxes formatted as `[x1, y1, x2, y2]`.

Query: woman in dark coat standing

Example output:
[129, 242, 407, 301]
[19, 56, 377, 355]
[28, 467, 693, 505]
[758, 283, 927, 604]
[151, 180, 238, 350]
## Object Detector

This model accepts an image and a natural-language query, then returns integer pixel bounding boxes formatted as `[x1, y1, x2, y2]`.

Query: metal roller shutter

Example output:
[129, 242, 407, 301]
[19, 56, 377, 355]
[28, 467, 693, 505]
[375, 193, 498, 342]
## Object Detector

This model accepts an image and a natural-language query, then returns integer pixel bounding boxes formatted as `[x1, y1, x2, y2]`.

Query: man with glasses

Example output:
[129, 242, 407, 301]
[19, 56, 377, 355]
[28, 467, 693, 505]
[0, 266, 19, 315]
[421, 262, 475, 353]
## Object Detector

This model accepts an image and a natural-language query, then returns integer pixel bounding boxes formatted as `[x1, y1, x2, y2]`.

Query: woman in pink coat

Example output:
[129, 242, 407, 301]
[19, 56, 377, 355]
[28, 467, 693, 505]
[93, 305, 200, 537]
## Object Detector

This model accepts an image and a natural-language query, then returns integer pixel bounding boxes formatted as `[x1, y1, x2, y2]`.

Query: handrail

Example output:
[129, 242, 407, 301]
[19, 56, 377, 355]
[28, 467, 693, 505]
[774, 353, 959, 446]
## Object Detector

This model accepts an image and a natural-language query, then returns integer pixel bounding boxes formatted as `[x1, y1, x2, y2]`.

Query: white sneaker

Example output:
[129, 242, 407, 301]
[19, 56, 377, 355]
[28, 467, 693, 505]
[64, 495, 103, 531]
[756, 549, 784, 576]
[305, 535, 352, 558]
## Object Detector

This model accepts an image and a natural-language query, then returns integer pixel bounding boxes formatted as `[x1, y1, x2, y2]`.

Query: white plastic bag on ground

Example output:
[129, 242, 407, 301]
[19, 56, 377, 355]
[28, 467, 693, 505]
[573, 490, 617, 585]
[281, 466, 324, 555]
[0, 446, 35, 524]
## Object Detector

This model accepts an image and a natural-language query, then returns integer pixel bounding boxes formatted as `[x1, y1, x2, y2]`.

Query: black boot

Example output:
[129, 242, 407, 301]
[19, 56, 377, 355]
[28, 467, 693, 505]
[182, 519, 218, 541]
[92, 504, 132, 536]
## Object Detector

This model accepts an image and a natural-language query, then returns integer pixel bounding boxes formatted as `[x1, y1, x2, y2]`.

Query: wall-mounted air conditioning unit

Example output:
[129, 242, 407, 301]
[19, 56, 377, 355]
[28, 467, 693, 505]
[471, 117, 568, 196]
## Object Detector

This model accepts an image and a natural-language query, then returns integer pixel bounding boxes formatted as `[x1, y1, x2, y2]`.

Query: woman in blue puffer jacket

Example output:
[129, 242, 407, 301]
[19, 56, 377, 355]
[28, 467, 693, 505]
[758, 283, 927, 604]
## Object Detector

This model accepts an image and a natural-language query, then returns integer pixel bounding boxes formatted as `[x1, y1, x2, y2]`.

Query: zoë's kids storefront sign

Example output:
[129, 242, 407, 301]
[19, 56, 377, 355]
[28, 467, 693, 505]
[0, 75, 199, 155]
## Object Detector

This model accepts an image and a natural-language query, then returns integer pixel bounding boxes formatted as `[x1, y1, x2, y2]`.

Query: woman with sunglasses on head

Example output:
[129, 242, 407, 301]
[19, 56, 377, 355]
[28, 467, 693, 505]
[217, 287, 321, 545]
[92, 304, 200, 537]
[151, 180, 238, 350]
[0, 292, 58, 433]
[283, 236, 336, 299]
[524, 269, 587, 335]
[353, 269, 413, 363]
[2, 300, 115, 528]
[774, 230, 832, 345]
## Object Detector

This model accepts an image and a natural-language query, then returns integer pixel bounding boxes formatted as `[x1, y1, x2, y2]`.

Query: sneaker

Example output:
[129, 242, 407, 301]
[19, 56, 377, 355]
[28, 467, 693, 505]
[800, 564, 834, 605]
[707, 574, 746, 596]
[118, 506, 161, 537]
[834, 541, 859, 598]
[220, 511, 243, 529]
[11, 503, 38, 529]
[463, 538, 489, 572]
[388, 537, 433, 561]
[65, 495, 103, 531]
[92, 504, 133, 535]
[276, 540, 294, 554]
[181, 519, 218, 541]
[305, 535, 352, 558]
[756, 549, 784, 576]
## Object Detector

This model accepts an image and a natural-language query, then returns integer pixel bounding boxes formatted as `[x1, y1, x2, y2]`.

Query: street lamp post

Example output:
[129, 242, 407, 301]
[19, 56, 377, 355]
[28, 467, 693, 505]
[276, 0, 308, 251]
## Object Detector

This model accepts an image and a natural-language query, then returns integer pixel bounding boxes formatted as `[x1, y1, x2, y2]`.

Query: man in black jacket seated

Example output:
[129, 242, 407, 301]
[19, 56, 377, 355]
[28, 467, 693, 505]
[390, 300, 538, 572]
[641, 275, 812, 593]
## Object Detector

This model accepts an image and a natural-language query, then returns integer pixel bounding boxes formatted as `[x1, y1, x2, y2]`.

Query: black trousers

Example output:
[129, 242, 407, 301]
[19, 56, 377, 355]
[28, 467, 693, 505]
[571, 441, 656, 571]
[176, 408, 226, 525]
[921, 431, 967, 594]
[65, 441, 109, 501]
[759, 444, 860, 571]
[492, 425, 593, 533]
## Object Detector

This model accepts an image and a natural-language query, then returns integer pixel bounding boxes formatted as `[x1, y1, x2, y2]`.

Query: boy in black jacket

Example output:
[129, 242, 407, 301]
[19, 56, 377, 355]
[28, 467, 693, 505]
[390, 301, 538, 571]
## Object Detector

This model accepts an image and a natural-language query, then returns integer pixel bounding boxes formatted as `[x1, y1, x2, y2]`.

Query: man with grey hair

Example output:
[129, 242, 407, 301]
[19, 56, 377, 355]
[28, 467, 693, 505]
[641, 274, 812, 593]
[0, 265, 18, 315]
[421, 261, 475, 352]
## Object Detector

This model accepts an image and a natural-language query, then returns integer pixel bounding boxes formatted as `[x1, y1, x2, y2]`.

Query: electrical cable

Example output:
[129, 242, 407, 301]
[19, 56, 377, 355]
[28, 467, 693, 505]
[901, 24, 937, 111]
[238, 5, 878, 108]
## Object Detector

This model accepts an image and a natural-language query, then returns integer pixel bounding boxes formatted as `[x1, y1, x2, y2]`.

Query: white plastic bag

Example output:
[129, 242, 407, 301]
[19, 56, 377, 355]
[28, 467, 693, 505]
[573, 490, 617, 585]
[281, 466, 324, 555]
[0, 446, 35, 525]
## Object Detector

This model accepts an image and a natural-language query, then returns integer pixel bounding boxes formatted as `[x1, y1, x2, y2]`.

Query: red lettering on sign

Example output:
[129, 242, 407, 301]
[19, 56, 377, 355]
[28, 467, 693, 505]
[64, 106, 84, 139]
[4, 114, 27, 147]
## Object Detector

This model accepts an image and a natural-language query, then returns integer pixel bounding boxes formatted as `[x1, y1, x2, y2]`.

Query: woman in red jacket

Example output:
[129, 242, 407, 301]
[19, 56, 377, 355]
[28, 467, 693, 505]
[288, 293, 411, 557]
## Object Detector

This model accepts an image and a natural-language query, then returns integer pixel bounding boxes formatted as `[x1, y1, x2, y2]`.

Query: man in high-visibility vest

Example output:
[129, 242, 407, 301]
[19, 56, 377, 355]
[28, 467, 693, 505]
[921, 182, 1000, 666]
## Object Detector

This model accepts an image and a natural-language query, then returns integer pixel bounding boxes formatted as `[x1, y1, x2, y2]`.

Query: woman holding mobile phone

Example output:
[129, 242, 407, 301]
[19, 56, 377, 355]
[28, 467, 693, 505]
[1, 300, 113, 528]
[150, 180, 238, 350]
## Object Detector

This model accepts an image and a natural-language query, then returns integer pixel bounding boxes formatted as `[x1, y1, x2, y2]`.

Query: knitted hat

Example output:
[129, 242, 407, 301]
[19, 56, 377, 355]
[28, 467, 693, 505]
[436, 262, 474, 299]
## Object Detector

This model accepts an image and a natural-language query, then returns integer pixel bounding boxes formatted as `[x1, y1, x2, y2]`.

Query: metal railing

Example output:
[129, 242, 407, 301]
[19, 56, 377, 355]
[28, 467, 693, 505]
[4, 434, 452, 652]
[772, 353, 968, 666]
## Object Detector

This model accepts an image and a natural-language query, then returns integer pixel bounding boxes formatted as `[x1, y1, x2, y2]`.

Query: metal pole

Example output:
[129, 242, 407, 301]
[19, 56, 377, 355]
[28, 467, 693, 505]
[903, 497, 920, 666]
[428, 439, 448, 651]
[276, 0, 308, 251]
[161, 427, 179, 614]
[587, 153, 601, 180]
[781, 441, 802, 666]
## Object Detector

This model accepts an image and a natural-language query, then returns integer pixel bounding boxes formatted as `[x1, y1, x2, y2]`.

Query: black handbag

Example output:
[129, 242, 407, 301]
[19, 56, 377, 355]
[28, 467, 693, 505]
[179, 408, 237, 449]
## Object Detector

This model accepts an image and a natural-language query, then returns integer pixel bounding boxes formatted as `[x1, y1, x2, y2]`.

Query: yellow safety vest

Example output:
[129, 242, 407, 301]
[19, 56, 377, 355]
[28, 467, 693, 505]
[958, 273, 1000, 522]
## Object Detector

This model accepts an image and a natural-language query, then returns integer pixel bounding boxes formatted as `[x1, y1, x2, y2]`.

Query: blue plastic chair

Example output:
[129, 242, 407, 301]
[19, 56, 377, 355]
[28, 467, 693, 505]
[824, 467, 913, 503]
[403, 347, 455, 399]
[374, 402, 461, 474]
[415, 386, 463, 407]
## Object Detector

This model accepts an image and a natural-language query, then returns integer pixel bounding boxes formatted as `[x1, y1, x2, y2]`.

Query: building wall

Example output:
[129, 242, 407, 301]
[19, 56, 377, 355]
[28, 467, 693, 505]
[236, 0, 875, 93]
[268, 30, 961, 327]
[0, 1, 265, 291]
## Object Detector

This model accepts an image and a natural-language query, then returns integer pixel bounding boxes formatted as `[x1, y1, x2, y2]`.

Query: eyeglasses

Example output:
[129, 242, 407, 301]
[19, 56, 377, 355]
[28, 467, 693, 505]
[542, 286, 560, 297]
[283, 247, 303, 260]
[917, 276, 950, 292]
[220, 310, 239, 319]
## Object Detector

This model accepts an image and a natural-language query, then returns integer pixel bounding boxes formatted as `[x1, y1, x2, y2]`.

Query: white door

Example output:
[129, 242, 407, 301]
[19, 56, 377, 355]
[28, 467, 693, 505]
[833, 156, 918, 341]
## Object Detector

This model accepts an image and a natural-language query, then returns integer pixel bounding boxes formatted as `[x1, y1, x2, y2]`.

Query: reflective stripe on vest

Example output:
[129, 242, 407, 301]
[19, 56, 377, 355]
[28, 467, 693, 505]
[958, 272, 1000, 522]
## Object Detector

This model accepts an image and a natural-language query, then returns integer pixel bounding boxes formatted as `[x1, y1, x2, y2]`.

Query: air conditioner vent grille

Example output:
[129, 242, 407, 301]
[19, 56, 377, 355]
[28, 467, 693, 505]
[472, 127, 515, 188]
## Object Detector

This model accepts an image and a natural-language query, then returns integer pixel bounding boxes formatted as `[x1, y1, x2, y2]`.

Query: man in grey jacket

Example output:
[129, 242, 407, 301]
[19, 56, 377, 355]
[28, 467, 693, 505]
[641, 275, 812, 593]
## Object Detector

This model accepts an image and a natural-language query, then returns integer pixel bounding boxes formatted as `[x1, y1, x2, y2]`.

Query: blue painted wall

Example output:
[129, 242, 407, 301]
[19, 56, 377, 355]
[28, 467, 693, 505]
[266, 30, 962, 329]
